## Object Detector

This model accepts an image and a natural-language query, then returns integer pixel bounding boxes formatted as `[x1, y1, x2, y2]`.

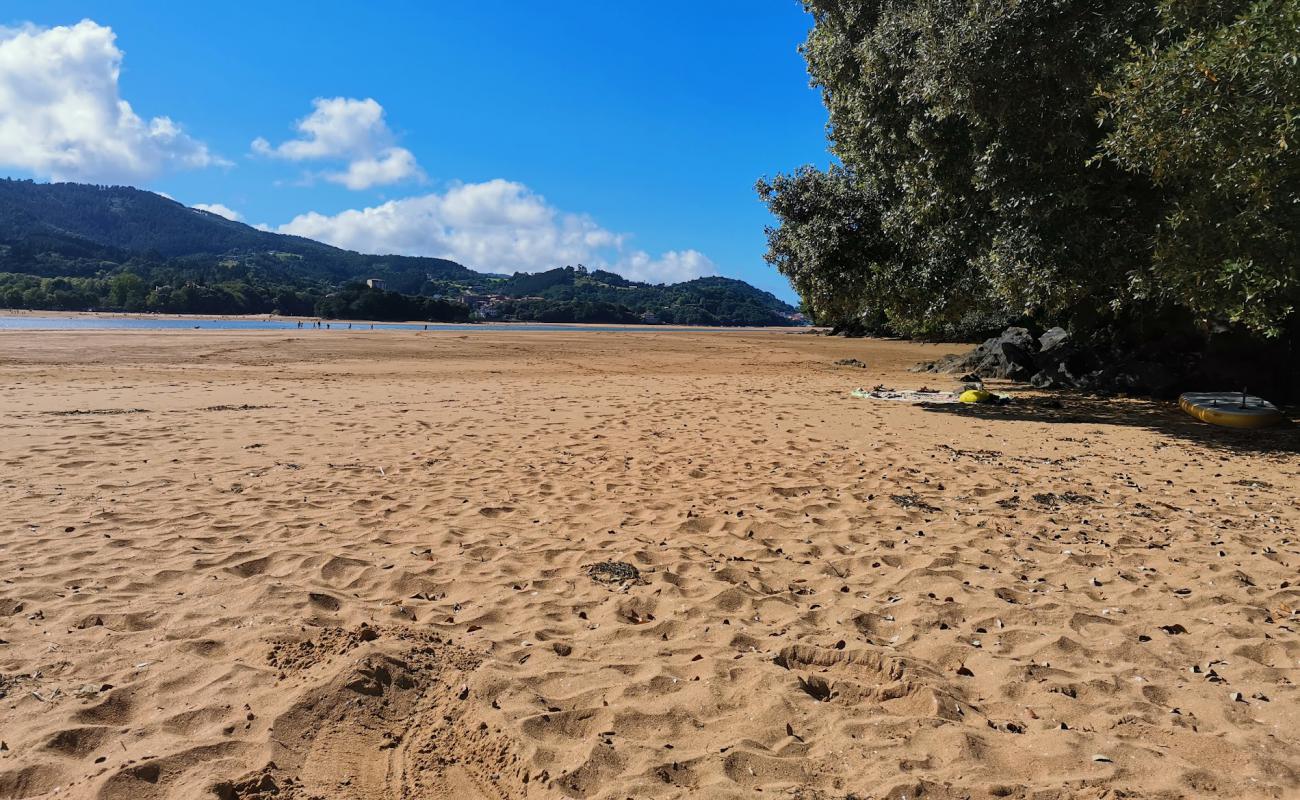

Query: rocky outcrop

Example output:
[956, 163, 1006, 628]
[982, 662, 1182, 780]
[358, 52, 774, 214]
[1028, 327, 1091, 389]
[912, 327, 1038, 380]
[915, 326, 1190, 396]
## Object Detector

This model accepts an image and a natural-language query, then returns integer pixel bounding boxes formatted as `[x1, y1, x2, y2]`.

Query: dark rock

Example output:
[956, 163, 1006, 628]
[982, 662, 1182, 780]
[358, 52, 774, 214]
[992, 328, 1037, 380]
[1039, 327, 1070, 353]
[911, 324, 1245, 399]
[1107, 360, 1182, 397]
[1031, 327, 1098, 389]
[913, 327, 1036, 380]
[1030, 361, 1080, 390]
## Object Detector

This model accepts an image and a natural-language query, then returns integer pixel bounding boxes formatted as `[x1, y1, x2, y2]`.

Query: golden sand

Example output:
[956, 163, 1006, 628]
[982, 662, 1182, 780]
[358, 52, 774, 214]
[0, 329, 1297, 799]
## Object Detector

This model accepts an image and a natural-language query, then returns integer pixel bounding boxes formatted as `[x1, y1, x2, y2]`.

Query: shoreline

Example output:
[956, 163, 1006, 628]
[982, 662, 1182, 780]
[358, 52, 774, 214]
[0, 308, 808, 332]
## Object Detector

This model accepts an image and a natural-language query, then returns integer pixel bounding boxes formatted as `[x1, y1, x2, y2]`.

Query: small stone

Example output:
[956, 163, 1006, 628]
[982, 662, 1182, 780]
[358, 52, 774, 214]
[1091, 754, 1113, 763]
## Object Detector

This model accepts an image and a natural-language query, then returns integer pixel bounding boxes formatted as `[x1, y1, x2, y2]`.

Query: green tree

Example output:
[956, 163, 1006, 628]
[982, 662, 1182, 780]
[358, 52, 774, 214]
[755, 166, 894, 331]
[109, 272, 146, 310]
[1098, 0, 1300, 335]
[764, 0, 1297, 343]
[793, 0, 1161, 335]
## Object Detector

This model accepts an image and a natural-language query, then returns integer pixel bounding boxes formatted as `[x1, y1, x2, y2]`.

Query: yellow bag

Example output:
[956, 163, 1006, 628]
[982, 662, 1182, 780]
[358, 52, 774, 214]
[959, 389, 994, 404]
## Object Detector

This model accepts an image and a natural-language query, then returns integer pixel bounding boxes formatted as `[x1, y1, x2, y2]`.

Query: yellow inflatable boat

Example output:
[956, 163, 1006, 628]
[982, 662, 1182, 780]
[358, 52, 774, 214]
[1179, 391, 1283, 429]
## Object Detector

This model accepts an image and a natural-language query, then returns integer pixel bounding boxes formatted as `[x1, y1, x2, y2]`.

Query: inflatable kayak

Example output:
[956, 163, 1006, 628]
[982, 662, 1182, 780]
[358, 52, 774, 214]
[1179, 392, 1283, 429]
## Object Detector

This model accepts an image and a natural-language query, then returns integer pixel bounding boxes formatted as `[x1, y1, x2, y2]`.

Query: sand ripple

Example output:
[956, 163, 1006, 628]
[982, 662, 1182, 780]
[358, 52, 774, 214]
[0, 330, 1297, 799]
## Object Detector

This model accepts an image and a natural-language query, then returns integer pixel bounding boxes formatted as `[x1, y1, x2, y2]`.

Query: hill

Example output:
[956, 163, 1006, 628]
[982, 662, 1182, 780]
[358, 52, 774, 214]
[0, 179, 476, 286]
[0, 179, 799, 326]
[489, 267, 798, 325]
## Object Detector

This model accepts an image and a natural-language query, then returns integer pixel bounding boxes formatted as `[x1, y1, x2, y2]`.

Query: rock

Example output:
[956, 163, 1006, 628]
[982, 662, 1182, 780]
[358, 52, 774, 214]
[913, 327, 1037, 380]
[1030, 327, 1097, 389]
[912, 324, 1203, 398]
[1030, 362, 1079, 390]
[1109, 360, 1181, 397]
[990, 328, 1037, 380]
[834, 358, 868, 369]
[1039, 326, 1070, 353]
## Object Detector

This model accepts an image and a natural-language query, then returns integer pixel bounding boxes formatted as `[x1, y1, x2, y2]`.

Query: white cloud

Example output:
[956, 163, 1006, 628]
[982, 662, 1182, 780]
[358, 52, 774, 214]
[277, 179, 715, 284]
[192, 202, 242, 221]
[328, 147, 421, 191]
[0, 20, 225, 182]
[253, 97, 422, 189]
[616, 249, 716, 284]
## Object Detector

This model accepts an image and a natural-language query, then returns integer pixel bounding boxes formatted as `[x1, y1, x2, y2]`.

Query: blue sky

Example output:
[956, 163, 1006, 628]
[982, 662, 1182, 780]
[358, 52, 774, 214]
[0, 2, 830, 301]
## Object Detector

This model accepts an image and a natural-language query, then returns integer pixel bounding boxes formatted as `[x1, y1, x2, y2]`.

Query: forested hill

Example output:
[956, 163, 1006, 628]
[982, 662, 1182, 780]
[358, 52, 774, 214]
[489, 268, 797, 326]
[0, 179, 800, 326]
[0, 179, 475, 283]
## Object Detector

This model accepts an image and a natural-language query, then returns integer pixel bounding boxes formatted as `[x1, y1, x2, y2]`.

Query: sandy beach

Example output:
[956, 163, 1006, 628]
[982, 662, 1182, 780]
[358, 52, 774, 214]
[0, 329, 1296, 800]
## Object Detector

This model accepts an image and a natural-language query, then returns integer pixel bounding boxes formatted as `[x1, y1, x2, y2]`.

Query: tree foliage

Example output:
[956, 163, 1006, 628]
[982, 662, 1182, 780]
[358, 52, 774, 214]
[762, 0, 1299, 341]
[315, 284, 472, 322]
[1099, 0, 1300, 335]
[755, 166, 891, 329]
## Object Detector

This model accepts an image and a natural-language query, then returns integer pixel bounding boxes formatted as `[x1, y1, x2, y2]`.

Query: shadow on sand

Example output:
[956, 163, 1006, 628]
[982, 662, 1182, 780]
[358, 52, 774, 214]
[918, 390, 1299, 457]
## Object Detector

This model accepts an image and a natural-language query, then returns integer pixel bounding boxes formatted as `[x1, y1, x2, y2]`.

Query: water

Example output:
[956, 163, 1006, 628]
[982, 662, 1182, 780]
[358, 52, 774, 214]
[0, 315, 691, 333]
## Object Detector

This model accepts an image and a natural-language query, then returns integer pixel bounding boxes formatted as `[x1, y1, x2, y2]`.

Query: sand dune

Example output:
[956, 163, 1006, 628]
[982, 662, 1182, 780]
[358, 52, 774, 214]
[0, 329, 1297, 799]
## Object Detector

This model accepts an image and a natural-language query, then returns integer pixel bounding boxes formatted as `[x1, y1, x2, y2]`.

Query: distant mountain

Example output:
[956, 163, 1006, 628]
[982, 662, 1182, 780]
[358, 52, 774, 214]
[0, 179, 475, 286]
[0, 179, 800, 326]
